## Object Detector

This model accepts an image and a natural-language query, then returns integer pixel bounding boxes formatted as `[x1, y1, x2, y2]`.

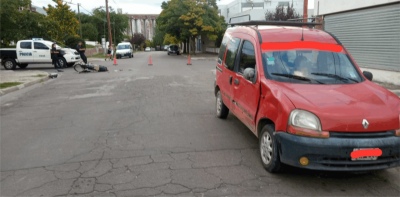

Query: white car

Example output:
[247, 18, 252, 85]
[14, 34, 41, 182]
[145, 47, 151, 52]
[115, 42, 134, 59]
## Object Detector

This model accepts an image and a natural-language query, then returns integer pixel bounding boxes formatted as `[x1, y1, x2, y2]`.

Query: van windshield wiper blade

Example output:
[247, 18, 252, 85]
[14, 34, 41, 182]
[271, 73, 324, 84]
[311, 73, 359, 83]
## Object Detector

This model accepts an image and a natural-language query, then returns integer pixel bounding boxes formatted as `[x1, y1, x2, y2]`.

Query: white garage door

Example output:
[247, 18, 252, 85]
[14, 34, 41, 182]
[324, 3, 400, 71]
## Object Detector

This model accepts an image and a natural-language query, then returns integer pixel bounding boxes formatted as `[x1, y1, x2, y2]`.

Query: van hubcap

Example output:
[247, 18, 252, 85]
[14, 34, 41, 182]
[216, 92, 222, 114]
[261, 132, 273, 165]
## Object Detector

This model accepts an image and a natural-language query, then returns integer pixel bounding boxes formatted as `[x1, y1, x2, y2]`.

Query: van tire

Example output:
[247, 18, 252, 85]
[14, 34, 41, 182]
[3, 59, 17, 70]
[259, 125, 282, 173]
[19, 64, 28, 69]
[216, 90, 229, 119]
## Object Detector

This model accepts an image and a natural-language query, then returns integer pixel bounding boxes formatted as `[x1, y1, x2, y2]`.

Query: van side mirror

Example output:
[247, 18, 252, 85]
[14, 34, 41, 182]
[363, 71, 373, 81]
[243, 67, 255, 82]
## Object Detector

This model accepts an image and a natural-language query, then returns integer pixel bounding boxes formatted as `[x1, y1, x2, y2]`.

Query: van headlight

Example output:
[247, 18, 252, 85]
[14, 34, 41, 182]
[289, 109, 321, 130]
[288, 109, 329, 138]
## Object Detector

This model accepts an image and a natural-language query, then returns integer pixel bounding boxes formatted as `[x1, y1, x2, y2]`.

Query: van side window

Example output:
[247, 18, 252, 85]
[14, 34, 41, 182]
[34, 42, 49, 50]
[20, 42, 31, 49]
[217, 35, 229, 64]
[238, 41, 256, 74]
[224, 38, 241, 71]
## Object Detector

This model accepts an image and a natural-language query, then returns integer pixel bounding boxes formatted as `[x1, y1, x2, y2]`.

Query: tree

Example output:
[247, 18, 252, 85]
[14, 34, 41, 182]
[0, 0, 49, 46]
[81, 23, 98, 41]
[265, 3, 301, 21]
[90, 7, 129, 44]
[131, 33, 146, 49]
[152, 28, 165, 48]
[45, 0, 79, 43]
[157, 0, 225, 54]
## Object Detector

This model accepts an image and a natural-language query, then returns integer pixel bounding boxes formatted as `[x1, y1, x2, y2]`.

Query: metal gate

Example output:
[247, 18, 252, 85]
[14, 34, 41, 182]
[324, 3, 400, 71]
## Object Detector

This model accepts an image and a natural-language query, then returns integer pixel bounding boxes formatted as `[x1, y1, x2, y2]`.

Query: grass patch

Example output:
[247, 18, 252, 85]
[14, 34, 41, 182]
[0, 82, 23, 89]
[88, 52, 107, 58]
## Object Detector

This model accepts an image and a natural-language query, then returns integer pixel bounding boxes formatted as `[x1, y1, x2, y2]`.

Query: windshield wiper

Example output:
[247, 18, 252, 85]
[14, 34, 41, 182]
[271, 73, 324, 84]
[311, 73, 359, 83]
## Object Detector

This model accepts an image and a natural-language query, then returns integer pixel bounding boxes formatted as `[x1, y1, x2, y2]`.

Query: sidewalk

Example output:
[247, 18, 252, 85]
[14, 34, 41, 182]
[0, 70, 49, 96]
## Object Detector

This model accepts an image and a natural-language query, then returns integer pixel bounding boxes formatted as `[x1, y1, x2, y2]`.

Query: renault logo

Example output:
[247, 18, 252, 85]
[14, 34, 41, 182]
[362, 119, 369, 129]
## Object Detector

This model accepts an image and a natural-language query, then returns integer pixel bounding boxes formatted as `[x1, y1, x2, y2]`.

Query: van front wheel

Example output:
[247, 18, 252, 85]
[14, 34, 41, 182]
[259, 125, 281, 173]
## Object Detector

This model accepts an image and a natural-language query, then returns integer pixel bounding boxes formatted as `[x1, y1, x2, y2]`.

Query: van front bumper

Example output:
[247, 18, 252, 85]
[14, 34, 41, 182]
[275, 132, 400, 171]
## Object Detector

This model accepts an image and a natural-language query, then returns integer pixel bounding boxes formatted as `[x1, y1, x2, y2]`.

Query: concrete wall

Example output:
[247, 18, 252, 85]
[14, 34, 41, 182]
[314, 0, 399, 15]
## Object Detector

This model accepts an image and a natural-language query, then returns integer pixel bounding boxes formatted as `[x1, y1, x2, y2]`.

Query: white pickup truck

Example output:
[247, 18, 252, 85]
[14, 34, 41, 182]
[0, 39, 81, 70]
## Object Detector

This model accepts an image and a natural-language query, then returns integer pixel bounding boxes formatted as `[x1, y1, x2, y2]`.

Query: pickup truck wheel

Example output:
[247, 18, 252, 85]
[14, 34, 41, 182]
[3, 59, 17, 70]
[216, 90, 229, 119]
[259, 125, 281, 173]
[57, 58, 67, 68]
[19, 64, 28, 69]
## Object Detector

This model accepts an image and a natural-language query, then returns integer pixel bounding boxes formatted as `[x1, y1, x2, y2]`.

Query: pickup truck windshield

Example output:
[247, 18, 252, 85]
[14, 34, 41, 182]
[263, 50, 363, 84]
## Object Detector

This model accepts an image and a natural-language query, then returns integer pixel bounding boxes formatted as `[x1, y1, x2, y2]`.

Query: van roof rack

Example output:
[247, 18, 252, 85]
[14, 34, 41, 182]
[229, 20, 322, 27]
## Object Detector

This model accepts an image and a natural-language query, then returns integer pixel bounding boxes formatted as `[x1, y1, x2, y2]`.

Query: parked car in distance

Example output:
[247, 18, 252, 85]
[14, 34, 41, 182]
[163, 45, 170, 51]
[168, 45, 180, 55]
[145, 47, 151, 52]
[0, 39, 80, 69]
[115, 42, 134, 59]
[214, 21, 400, 173]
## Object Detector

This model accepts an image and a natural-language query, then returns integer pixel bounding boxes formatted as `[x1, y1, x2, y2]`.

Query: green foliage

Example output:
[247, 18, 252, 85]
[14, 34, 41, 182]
[0, 0, 129, 47]
[0, 0, 49, 45]
[0, 82, 23, 89]
[265, 3, 301, 21]
[145, 40, 153, 48]
[81, 23, 98, 41]
[64, 35, 85, 49]
[90, 7, 129, 44]
[152, 28, 165, 48]
[163, 34, 179, 45]
[45, 0, 79, 43]
[157, 0, 226, 54]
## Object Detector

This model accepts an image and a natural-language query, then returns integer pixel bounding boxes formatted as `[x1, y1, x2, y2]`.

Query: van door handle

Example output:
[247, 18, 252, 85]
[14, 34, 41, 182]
[234, 78, 240, 85]
[229, 76, 233, 85]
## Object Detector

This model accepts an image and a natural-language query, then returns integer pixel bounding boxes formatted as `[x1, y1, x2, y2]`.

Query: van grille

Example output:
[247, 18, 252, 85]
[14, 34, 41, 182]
[329, 131, 395, 138]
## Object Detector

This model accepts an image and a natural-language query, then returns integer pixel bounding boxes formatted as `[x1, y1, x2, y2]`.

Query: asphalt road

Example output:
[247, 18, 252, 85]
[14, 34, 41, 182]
[1, 51, 399, 196]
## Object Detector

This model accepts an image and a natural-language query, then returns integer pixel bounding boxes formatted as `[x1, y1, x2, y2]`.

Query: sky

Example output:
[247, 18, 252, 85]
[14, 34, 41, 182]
[31, 0, 314, 15]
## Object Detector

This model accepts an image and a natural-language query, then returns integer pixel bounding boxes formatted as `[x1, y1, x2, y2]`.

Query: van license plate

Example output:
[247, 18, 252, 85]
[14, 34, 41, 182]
[351, 148, 381, 161]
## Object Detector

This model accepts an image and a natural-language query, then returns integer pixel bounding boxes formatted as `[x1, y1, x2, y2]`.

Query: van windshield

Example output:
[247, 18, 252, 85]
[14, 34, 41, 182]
[262, 50, 363, 84]
[117, 45, 129, 49]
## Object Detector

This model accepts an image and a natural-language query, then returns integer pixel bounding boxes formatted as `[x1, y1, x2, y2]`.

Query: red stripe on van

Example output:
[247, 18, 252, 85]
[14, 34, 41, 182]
[261, 41, 343, 52]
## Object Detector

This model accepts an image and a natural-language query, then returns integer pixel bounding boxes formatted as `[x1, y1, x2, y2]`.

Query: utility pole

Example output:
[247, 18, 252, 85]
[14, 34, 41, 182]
[303, 0, 308, 23]
[106, 0, 113, 48]
[78, 3, 82, 38]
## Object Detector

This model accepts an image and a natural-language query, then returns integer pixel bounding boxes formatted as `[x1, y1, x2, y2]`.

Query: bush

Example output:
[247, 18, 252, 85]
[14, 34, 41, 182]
[65, 35, 86, 49]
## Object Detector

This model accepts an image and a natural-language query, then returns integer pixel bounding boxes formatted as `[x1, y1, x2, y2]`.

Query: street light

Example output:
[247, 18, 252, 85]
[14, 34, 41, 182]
[66, 2, 82, 38]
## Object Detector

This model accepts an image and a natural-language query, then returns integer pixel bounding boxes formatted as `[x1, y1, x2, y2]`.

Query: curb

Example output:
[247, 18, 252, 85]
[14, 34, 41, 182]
[182, 55, 217, 61]
[0, 75, 50, 96]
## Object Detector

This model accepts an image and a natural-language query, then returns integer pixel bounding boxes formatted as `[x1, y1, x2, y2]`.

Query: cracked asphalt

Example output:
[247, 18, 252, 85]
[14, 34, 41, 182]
[1, 51, 399, 196]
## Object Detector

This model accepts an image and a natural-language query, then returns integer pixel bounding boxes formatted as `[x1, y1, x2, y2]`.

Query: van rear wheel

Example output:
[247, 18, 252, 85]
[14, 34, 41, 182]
[216, 90, 229, 119]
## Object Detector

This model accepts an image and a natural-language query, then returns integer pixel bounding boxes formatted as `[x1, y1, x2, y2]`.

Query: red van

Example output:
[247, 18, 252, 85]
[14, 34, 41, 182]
[214, 21, 400, 172]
